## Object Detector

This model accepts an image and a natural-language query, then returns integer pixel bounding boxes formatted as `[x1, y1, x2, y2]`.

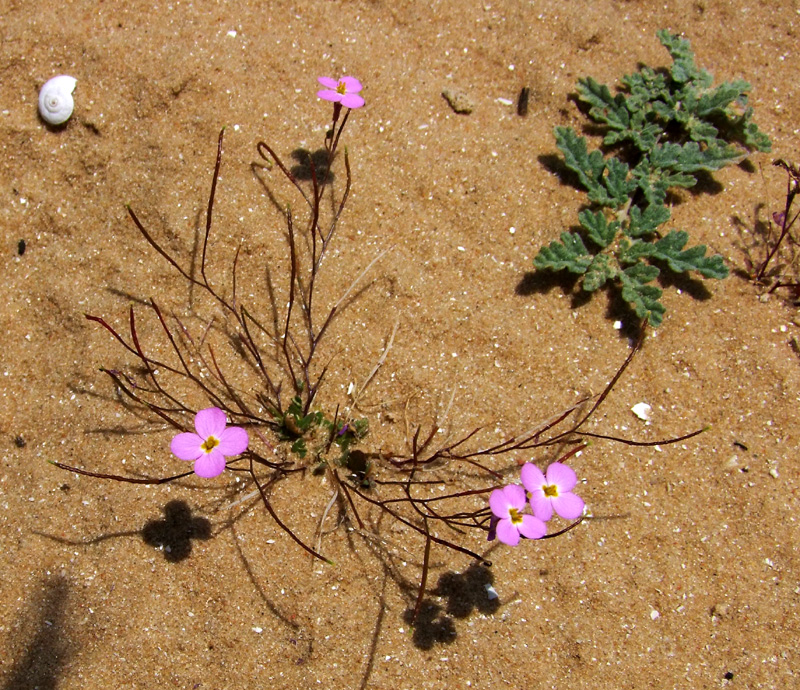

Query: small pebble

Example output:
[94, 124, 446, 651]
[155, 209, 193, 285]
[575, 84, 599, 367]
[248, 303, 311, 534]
[631, 402, 652, 421]
[711, 602, 730, 619]
[442, 88, 475, 114]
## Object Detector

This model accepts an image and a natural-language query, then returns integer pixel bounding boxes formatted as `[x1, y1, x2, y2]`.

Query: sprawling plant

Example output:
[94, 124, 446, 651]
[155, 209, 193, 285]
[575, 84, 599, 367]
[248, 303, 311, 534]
[534, 30, 771, 326]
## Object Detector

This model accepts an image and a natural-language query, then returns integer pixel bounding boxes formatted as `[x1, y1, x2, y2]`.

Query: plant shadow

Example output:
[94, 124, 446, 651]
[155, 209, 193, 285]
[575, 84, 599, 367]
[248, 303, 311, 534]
[403, 562, 500, 650]
[33, 500, 211, 564]
[142, 499, 212, 562]
[2, 575, 72, 690]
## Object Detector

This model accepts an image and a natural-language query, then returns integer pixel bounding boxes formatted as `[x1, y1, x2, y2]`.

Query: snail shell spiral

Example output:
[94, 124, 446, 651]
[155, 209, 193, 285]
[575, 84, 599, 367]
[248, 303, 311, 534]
[38, 75, 78, 125]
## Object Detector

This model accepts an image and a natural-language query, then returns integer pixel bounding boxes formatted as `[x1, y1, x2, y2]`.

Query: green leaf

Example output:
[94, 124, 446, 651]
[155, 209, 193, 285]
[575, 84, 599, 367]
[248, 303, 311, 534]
[649, 230, 729, 278]
[618, 238, 657, 264]
[695, 80, 751, 116]
[650, 141, 742, 173]
[579, 209, 619, 249]
[533, 232, 593, 274]
[603, 157, 636, 204]
[627, 204, 671, 237]
[623, 261, 661, 284]
[583, 254, 617, 291]
[631, 160, 695, 206]
[555, 126, 606, 198]
[728, 109, 772, 153]
[685, 118, 719, 144]
[658, 30, 713, 88]
[577, 77, 630, 131]
[619, 266, 665, 327]
[622, 67, 669, 111]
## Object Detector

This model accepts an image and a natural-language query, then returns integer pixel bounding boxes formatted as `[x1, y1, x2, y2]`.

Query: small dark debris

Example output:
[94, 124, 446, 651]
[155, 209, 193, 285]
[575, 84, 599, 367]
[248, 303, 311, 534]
[17, 239, 26, 256]
[724, 671, 734, 680]
[733, 441, 748, 451]
[14, 435, 26, 448]
[60, 484, 70, 492]
[517, 87, 529, 117]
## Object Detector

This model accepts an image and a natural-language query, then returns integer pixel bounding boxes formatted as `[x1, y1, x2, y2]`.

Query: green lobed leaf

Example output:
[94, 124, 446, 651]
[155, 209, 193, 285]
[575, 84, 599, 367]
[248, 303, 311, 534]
[602, 157, 636, 204]
[582, 254, 617, 292]
[685, 118, 720, 144]
[728, 108, 772, 153]
[619, 266, 665, 327]
[577, 77, 630, 131]
[695, 79, 751, 117]
[291, 438, 308, 458]
[626, 203, 671, 238]
[618, 238, 657, 264]
[554, 126, 606, 199]
[649, 230, 729, 278]
[623, 261, 661, 284]
[579, 209, 619, 249]
[631, 160, 696, 206]
[650, 141, 742, 173]
[622, 67, 669, 112]
[533, 231, 593, 274]
[658, 30, 713, 88]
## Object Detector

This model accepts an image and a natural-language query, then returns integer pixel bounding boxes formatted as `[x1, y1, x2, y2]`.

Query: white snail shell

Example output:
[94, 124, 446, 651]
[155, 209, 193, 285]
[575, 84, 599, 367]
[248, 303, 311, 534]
[38, 75, 77, 125]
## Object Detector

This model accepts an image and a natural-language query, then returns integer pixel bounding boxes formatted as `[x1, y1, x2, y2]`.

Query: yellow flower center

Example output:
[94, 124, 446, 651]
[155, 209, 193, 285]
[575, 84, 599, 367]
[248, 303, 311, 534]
[509, 508, 523, 525]
[201, 436, 220, 453]
[543, 484, 559, 498]
[336, 81, 347, 95]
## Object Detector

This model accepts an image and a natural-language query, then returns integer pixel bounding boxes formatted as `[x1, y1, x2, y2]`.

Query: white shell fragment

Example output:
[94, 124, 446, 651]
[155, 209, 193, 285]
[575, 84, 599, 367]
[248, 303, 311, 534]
[631, 402, 653, 422]
[38, 75, 77, 125]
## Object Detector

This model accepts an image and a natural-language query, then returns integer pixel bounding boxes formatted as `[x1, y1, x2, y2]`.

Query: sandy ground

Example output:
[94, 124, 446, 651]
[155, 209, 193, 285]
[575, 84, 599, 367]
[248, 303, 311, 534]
[1, 1, 799, 688]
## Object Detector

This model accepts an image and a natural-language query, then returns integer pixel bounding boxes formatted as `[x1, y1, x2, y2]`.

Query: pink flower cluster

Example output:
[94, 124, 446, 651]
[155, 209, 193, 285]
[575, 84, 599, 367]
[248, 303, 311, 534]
[489, 462, 584, 546]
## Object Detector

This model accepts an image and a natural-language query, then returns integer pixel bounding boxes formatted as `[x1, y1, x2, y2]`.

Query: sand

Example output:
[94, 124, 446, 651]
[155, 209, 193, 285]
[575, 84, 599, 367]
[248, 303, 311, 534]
[1, 1, 799, 688]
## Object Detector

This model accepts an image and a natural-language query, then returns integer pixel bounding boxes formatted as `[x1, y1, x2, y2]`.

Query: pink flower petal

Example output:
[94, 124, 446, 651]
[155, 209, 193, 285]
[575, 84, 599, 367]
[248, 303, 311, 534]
[496, 518, 521, 546]
[546, 462, 577, 492]
[171, 432, 203, 461]
[218, 426, 249, 456]
[194, 449, 227, 478]
[520, 463, 546, 492]
[552, 491, 585, 520]
[518, 514, 547, 540]
[317, 89, 342, 103]
[339, 76, 362, 93]
[317, 76, 339, 89]
[195, 407, 227, 438]
[529, 490, 554, 522]
[504, 484, 526, 508]
[489, 487, 513, 518]
[340, 93, 365, 109]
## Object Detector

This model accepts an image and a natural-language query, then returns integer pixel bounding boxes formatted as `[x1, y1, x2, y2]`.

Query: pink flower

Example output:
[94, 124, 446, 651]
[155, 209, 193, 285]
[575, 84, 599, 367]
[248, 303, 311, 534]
[317, 76, 365, 109]
[170, 407, 249, 478]
[521, 462, 585, 522]
[489, 484, 546, 546]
